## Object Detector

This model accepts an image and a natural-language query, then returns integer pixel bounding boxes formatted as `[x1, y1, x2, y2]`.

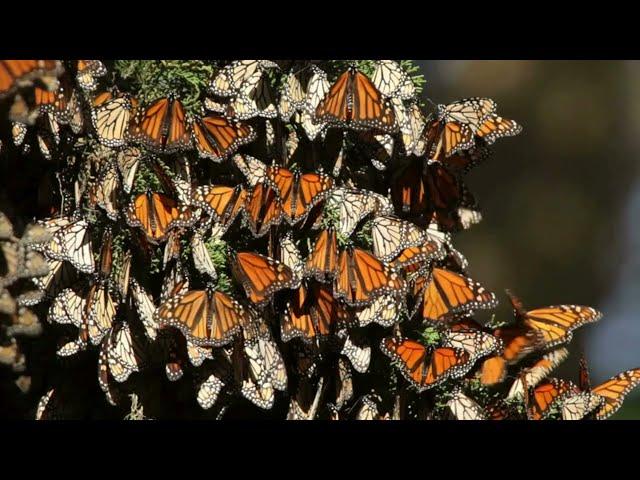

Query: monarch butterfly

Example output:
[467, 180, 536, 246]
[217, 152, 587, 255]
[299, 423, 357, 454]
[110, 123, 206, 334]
[371, 60, 416, 101]
[316, 66, 396, 133]
[29, 259, 77, 304]
[355, 395, 389, 420]
[83, 280, 117, 346]
[34, 76, 82, 130]
[116, 250, 131, 300]
[591, 368, 640, 420]
[424, 97, 497, 158]
[398, 102, 428, 156]
[507, 347, 569, 400]
[334, 357, 354, 409]
[130, 279, 158, 341]
[126, 191, 193, 243]
[232, 153, 269, 186]
[266, 166, 334, 225]
[441, 328, 502, 361]
[89, 161, 119, 221]
[341, 332, 371, 373]
[76, 60, 106, 92]
[155, 287, 249, 347]
[381, 336, 476, 391]
[305, 228, 338, 282]
[281, 282, 350, 342]
[279, 69, 308, 121]
[390, 240, 443, 275]
[209, 60, 278, 98]
[413, 268, 497, 323]
[37, 218, 95, 274]
[527, 378, 578, 420]
[243, 182, 283, 238]
[300, 110, 327, 141]
[226, 74, 278, 120]
[355, 294, 401, 327]
[327, 188, 394, 238]
[0, 60, 61, 99]
[507, 291, 602, 349]
[197, 371, 227, 410]
[231, 251, 295, 305]
[91, 90, 137, 148]
[193, 185, 246, 235]
[160, 260, 189, 305]
[279, 232, 304, 287]
[49, 286, 86, 327]
[371, 215, 427, 263]
[190, 232, 217, 280]
[35, 388, 58, 420]
[113, 147, 141, 195]
[334, 247, 406, 307]
[98, 336, 120, 405]
[185, 342, 213, 367]
[191, 113, 256, 162]
[235, 321, 287, 410]
[446, 390, 487, 420]
[128, 96, 191, 153]
[279, 66, 323, 121]
[106, 323, 143, 383]
[475, 114, 522, 145]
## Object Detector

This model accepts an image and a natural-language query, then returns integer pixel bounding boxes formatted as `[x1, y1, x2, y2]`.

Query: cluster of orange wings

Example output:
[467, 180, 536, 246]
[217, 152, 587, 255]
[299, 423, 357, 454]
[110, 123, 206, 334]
[3, 59, 636, 420]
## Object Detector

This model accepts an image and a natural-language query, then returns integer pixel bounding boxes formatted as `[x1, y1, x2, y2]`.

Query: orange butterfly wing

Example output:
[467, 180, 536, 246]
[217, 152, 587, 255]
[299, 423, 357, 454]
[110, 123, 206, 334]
[381, 337, 428, 387]
[210, 291, 249, 346]
[127, 192, 191, 243]
[194, 185, 245, 228]
[244, 183, 282, 237]
[156, 289, 210, 344]
[309, 283, 350, 335]
[192, 114, 256, 161]
[475, 114, 522, 144]
[523, 305, 601, 348]
[592, 369, 640, 419]
[315, 69, 349, 123]
[334, 248, 404, 306]
[316, 67, 396, 132]
[166, 98, 191, 151]
[268, 166, 296, 220]
[423, 347, 471, 387]
[232, 252, 294, 305]
[282, 284, 317, 342]
[528, 378, 575, 420]
[305, 229, 338, 281]
[351, 70, 396, 131]
[0, 60, 60, 98]
[420, 268, 496, 322]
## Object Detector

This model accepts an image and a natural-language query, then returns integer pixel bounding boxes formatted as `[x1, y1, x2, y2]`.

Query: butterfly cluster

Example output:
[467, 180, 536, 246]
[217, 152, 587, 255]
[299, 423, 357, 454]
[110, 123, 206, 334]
[0, 59, 636, 420]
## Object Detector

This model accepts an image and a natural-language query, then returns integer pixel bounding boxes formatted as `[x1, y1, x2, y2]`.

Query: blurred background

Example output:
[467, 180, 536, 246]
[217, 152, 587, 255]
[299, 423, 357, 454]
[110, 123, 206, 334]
[416, 60, 640, 418]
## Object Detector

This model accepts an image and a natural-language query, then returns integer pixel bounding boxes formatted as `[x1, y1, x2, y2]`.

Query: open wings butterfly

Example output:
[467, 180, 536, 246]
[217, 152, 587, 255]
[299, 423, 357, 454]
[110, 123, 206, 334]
[231, 251, 295, 305]
[126, 191, 192, 243]
[155, 287, 250, 347]
[315, 66, 396, 133]
[381, 336, 477, 391]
